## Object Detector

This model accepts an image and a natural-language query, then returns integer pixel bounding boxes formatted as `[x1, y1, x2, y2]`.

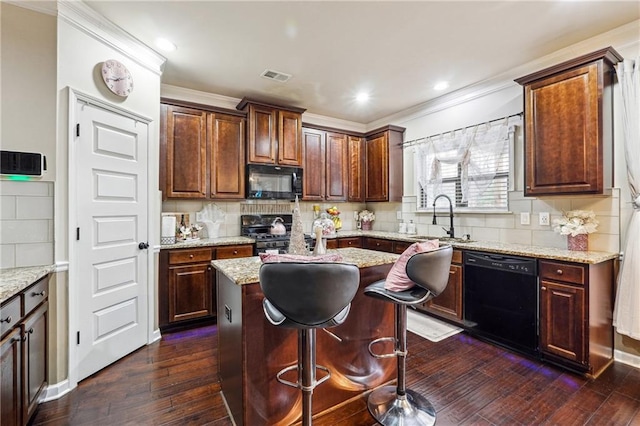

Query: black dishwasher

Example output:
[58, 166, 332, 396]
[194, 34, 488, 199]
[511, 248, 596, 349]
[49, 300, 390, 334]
[464, 251, 538, 357]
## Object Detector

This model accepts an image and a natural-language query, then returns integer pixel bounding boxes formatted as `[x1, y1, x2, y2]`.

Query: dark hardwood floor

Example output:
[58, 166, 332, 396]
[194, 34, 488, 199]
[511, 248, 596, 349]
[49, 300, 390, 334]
[33, 325, 640, 425]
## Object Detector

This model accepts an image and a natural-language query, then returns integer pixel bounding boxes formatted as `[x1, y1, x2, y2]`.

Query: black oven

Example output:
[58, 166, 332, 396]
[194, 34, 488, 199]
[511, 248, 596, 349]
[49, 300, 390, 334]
[246, 164, 303, 200]
[464, 251, 538, 357]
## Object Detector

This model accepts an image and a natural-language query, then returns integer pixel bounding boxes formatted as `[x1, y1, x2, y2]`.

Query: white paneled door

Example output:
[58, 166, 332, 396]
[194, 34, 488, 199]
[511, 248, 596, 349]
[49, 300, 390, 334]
[75, 100, 149, 381]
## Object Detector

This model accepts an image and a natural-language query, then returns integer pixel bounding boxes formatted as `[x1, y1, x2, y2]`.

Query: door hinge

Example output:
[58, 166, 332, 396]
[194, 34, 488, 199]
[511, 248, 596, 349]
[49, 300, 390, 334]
[77, 331, 80, 345]
[76, 123, 80, 137]
[76, 227, 80, 241]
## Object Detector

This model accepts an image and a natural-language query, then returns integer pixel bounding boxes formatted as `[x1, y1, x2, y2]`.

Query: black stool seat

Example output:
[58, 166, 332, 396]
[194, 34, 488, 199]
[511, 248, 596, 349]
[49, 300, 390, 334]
[364, 245, 453, 426]
[260, 261, 360, 426]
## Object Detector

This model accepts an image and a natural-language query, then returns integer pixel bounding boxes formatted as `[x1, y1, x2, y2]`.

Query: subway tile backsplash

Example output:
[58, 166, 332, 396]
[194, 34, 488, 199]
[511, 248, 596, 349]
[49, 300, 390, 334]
[0, 180, 54, 268]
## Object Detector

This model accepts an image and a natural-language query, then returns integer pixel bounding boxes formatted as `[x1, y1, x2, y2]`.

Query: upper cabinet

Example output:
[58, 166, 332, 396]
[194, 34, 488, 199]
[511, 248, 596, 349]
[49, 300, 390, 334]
[365, 126, 405, 202]
[160, 101, 246, 200]
[237, 98, 305, 167]
[301, 127, 348, 201]
[348, 136, 365, 202]
[515, 47, 622, 196]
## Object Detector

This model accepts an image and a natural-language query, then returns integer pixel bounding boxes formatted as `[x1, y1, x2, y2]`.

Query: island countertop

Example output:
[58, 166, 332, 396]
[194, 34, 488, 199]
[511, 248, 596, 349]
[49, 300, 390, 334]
[211, 247, 400, 285]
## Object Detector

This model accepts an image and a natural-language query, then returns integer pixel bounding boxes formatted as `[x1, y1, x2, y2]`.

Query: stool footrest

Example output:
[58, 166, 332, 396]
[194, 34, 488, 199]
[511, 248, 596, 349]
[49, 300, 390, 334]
[276, 364, 332, 391]
[369, 336, 407, 359]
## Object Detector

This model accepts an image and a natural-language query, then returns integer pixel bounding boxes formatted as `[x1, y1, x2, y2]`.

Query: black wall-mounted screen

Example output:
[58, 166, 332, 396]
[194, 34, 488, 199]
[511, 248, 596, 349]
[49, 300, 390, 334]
[1, 150, 45, 176]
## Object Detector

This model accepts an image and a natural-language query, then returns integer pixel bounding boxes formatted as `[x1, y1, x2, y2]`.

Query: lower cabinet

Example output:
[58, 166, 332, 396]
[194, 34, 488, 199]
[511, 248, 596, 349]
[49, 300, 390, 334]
[539, 259, 614, 376]
[422, 249, 463, 322]
[0, 275, 49, 426]
[159, 244, 253, 331]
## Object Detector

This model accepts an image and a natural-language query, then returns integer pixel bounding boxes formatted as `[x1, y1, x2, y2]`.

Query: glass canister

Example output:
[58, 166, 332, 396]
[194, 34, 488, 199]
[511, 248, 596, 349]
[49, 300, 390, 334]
[312, 213, 336, 237]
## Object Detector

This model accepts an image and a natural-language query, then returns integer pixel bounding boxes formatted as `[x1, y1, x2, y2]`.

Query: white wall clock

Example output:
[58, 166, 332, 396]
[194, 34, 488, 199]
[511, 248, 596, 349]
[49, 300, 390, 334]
[101, 59, 134, 97]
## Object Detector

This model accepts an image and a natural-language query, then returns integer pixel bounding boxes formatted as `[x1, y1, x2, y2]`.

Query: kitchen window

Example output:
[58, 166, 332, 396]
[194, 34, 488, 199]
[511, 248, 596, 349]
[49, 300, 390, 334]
[414, 118, 517, 212]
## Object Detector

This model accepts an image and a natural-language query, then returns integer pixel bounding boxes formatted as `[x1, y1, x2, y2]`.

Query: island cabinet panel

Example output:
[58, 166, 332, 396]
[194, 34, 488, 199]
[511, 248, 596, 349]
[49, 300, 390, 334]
[538, 258, 614, 377]
[217, 263, 396, 426]
[515, 47, 622, 196]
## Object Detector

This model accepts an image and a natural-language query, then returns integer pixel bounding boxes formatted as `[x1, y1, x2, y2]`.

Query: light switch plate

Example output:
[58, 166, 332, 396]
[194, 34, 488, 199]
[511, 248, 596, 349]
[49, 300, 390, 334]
[520, 212, 530, 225]
[396, 211, 403, 220]
[539, 212, 550, 226]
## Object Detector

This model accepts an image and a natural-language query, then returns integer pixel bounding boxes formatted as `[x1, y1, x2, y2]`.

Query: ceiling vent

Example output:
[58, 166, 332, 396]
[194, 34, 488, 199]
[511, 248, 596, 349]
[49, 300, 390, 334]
[260, 69, 292, 83]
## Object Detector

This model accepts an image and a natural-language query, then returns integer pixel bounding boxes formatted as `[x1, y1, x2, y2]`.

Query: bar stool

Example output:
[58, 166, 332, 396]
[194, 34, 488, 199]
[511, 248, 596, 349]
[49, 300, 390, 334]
[364, 245, 453, 426]
[260, 262, 360, 426]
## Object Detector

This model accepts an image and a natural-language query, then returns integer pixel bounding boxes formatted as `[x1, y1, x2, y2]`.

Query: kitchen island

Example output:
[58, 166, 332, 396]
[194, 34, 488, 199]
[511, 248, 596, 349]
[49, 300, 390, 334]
[212, 248, 400, 426]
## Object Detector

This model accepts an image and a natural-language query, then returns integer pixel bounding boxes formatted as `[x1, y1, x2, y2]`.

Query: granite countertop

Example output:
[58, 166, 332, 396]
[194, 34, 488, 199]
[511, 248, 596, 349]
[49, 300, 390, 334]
[0, 265, 55, 305]
[160, 236, 254, 250]
[211, 247, 400, 285]
[327, 230, 618, 264]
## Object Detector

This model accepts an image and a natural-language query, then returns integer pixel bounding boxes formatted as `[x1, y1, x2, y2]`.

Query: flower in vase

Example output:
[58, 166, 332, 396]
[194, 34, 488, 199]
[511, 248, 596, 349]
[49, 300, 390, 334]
[552, 210, 599, 237]
[358, 210, 375, 223]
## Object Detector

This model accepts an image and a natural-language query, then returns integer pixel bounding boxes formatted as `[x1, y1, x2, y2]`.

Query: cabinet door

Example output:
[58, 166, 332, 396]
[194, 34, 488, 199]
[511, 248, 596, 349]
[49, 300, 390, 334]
[325, 132, 348, 201]
[247, 104, 277, 164]
[1, 327, 22, 426]
[348, 136, 365, 202]
[524, 63, 601, 195]
[168, 264, 214, 323]
[365, 133, 389, 201]
[162, 105, 207, 198]
[302, 128, 326, 200]
[22, 302, 48, 423]
[337, 237, 362, 248]
[540, 281, 586, 364]
[425, 264, 463, 320]
[364, 237, 394, 253]
[278, 110, 303, 166]
[210, 113, 245, 199]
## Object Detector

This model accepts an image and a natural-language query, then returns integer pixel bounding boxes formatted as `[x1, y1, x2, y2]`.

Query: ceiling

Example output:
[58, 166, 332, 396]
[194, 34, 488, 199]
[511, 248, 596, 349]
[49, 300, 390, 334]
[82, 1, 639, 124]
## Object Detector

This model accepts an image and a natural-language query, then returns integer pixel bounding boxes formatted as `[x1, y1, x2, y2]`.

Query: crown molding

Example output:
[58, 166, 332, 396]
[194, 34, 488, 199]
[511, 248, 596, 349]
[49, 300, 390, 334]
[57, 1, 166, 76]
[369, 19, 640, 131]
[4, 1, 57, 16]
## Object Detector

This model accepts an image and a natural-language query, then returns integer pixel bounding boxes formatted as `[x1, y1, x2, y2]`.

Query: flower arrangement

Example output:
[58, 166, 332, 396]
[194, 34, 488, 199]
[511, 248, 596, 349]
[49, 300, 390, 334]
[358, 210, 376, 222]
[552, 210, 599, 237]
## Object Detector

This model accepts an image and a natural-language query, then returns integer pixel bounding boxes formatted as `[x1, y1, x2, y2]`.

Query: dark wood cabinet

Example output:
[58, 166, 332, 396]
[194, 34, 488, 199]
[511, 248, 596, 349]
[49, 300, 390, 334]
[302, 127, 348, 201]
[238, 98, 305, 167]
[363, 237, 395, 253]
[337, 237, 362, 248]
[159, 244, 253, 331]
[365, 126, 404, 202]
[348, 136, 365, 202]
[0, 275, 49, 426]
[161, 101, 245, 200]
[515, 47, 622, 196]
[423, 249, 463, 322]
[538, 259, 614, 377]
[161, 105, 207, 198]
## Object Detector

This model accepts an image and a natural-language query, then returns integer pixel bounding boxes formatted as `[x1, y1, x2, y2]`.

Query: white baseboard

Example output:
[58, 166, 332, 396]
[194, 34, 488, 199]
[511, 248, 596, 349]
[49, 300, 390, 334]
[42, 379, 73, 402]
[150, 328, 162, 343]
[614, 349, 640, 369]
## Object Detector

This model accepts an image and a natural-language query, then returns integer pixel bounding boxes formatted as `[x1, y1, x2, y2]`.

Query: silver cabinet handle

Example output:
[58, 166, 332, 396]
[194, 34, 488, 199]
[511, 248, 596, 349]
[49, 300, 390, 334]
[32, 290, 46, 297]
[556, 269, 563, 275]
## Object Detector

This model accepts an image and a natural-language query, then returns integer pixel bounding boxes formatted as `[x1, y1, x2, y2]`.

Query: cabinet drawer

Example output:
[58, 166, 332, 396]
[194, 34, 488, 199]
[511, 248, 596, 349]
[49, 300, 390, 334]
[24, 277, 48, 315]
[365, 238, 394, 253]
[540, 261, 585, 285]
[1, 296, 21, 337]
[169, 248, 212, 265]
[337, 237, 362, 248]
[216, 245, 253, 259]
[393, 241, 412, 254]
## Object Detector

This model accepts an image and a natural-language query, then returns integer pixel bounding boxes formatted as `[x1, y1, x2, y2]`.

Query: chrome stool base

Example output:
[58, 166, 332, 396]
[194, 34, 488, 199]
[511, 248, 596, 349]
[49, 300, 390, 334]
[367, 385, 436, 426]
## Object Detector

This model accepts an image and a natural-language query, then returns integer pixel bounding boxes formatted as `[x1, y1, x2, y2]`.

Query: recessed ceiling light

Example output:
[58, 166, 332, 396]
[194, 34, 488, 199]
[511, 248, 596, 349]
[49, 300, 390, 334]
[434, 81, 449, 91]
[155, 38, 177, 52]
[356, 92, 370, 103]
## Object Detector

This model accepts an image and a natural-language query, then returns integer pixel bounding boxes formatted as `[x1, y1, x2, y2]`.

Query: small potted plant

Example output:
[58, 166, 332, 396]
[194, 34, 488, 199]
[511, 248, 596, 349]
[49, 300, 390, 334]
[552, 210, 598, 251]
[358, 210, 376, 231]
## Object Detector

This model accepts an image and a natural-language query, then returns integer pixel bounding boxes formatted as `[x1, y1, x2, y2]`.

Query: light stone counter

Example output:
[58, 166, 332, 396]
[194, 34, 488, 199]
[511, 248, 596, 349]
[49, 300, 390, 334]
[0, 265, 55, 305]
[329, 230, 618, 264]
[159, 236, 254, 250]
[211, 247, 400, 285]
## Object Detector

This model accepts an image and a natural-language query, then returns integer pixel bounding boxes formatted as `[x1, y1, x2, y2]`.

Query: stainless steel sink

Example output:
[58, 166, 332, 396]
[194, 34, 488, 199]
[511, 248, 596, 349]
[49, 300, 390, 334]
[411, 235, 475, 244]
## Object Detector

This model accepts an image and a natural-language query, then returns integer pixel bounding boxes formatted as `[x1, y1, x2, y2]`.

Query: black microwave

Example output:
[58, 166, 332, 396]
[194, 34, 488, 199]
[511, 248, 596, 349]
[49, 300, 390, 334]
[246, 164, 303, 200]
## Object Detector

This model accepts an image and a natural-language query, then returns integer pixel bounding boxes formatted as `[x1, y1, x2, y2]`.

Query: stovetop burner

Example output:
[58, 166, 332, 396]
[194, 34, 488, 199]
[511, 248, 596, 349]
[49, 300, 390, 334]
[241, 214, 313, 254]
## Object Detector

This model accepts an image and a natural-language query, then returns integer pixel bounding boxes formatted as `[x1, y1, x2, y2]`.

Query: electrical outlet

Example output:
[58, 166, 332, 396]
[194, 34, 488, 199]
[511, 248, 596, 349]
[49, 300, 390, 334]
[396, 210, 403, 220]
[520, 212, 530, 225]
[539, 212, 550, 226]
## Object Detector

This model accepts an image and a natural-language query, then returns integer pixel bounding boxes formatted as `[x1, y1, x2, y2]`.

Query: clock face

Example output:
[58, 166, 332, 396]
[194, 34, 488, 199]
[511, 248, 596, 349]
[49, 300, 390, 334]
[101, 59, 134, 97]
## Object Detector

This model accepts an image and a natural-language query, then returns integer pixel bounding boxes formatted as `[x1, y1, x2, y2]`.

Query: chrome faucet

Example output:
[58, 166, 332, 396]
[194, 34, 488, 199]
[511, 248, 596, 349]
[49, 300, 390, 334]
[432, 194, 455, 238]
